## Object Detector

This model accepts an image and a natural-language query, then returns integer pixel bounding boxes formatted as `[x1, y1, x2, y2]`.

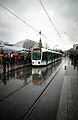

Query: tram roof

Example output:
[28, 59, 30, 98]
[41, 48, 62, 54]
[32, 47, 62, 54]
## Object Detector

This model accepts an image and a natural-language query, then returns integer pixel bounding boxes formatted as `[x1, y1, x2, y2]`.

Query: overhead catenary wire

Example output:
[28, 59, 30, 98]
[0, 3, 38, 33]
[66, 16, 78, 33]
[39, 0, 62, 40]
[0, 2, 52, 43]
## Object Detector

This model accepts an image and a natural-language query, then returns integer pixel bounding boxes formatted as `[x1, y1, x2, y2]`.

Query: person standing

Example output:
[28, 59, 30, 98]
[6, 54, 10, 71]
[2, 54, 6, 73]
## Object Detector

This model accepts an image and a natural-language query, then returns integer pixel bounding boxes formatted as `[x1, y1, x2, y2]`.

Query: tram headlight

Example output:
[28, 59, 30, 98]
[38, 61, 40, 64]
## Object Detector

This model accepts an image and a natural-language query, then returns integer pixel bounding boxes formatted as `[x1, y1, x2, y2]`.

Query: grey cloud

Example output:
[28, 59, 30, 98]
[0, 0, 78, 49]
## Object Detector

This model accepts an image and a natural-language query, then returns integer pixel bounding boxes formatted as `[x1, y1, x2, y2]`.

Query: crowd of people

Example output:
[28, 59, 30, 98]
[69, 51, 78, 70]
[1, 52, 31, 73]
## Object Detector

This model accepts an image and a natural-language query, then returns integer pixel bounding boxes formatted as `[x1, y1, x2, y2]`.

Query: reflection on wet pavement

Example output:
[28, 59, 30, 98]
[32, 60, 62, 86]
[0, 60, 62, 119]
[0, 60, 62, 86]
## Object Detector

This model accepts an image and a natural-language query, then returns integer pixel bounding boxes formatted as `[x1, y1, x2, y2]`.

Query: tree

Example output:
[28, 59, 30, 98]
[23, 39, 37, 50]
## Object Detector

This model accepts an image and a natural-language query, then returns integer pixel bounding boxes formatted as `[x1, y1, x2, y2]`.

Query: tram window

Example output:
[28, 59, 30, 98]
[42, 52, 52, 60]
[48, 52, 51, 60]
[51, 53, 54, 60]
[42, 52, 47, 60]
[54, 54, 56, 59]
[33, 52, 41, 60]
[54, 53, 58, 59]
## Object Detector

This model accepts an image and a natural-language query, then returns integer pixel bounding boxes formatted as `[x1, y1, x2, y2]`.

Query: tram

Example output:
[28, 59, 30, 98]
[31, 47, 62, 66]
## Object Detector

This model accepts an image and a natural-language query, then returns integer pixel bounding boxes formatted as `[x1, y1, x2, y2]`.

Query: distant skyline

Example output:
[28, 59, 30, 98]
[0, 0, 78, 50]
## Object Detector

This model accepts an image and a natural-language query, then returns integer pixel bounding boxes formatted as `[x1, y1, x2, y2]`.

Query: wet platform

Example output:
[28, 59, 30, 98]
[57, 58, 78, 120]
[0, 58, 78, 120]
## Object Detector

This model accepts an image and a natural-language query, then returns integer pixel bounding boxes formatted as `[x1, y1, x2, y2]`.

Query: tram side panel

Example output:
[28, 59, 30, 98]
[42, 52, 62, 65]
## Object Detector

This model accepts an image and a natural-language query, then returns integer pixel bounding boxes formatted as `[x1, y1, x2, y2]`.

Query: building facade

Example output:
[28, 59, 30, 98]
[73, 44, 78, 50]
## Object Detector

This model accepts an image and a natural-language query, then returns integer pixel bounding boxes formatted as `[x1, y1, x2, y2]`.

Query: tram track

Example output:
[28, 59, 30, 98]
[0, 80, 32, 102]
[0, 67, 48, 103]
[0, 61, 64, 103]
[21, 61, 64, 120]
[0, 60, 65, 120]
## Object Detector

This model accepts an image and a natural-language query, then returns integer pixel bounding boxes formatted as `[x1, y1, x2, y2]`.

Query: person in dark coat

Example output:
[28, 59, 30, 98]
[6, 54, 10, 70]
[2, 54, 6, 72]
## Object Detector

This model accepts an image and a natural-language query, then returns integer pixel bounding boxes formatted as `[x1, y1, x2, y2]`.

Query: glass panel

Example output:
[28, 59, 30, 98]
[33, 52, 41, 60]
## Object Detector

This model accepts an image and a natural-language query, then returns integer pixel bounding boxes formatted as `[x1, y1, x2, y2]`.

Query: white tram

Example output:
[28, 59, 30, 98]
[31, 47, 62, 66]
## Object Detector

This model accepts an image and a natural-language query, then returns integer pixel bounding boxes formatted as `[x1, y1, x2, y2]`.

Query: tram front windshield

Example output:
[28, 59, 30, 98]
[32, 49, 41, 60]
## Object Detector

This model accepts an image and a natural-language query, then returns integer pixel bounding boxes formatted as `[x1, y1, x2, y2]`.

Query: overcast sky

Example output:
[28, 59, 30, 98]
[0, 0, 78, 50]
